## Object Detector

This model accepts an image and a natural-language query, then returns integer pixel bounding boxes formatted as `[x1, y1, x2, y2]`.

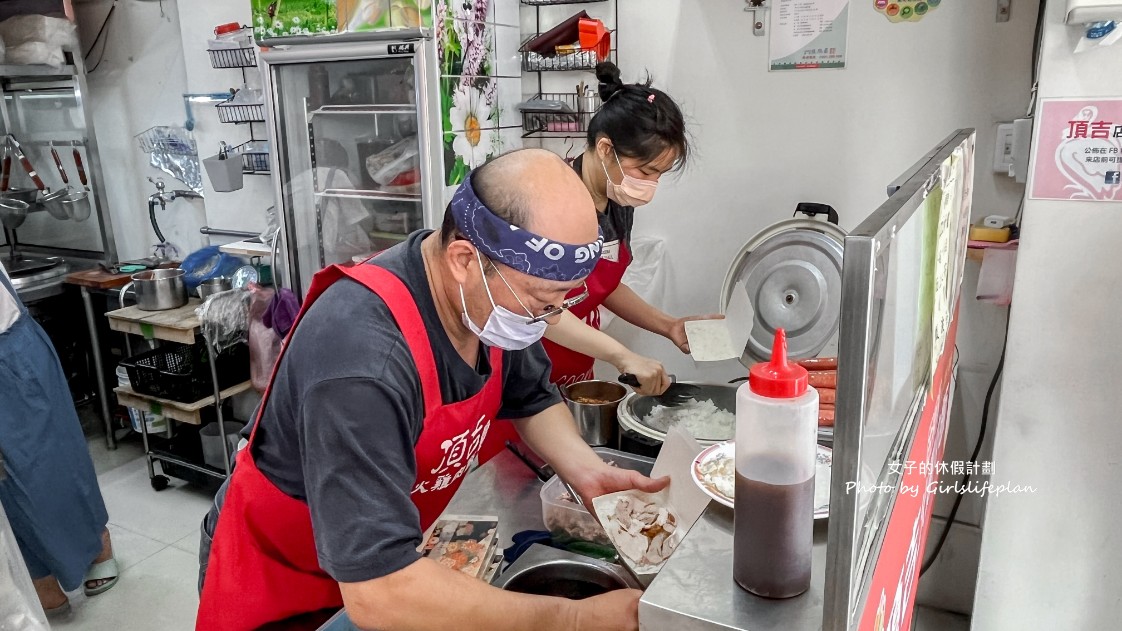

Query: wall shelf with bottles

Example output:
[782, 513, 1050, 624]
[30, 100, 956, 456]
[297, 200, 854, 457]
[216, 101, 266, 124]
[207, 23, 269, 178]
[234, 140, 269, 174]
[519, 1, 618, 141]
[207, 47, 257, 69]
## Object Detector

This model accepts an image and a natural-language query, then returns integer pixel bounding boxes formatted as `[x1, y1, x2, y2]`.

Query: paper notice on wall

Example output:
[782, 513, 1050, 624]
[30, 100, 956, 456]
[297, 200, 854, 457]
[769, 0, 849, 71]
[1030, 98, 1122, 202]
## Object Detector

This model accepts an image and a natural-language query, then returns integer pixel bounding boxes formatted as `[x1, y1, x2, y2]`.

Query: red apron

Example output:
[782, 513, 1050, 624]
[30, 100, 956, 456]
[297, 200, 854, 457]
[542, 239, 633, 386]
[197, 263, 507, 631]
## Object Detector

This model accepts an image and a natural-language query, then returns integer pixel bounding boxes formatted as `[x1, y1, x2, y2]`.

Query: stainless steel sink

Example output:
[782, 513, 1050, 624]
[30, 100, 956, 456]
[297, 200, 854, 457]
[493, 545, 641, 599]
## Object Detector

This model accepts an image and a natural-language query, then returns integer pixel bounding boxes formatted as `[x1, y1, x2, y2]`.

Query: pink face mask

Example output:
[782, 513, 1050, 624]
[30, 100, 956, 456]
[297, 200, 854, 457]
[602, 150, 658, 207]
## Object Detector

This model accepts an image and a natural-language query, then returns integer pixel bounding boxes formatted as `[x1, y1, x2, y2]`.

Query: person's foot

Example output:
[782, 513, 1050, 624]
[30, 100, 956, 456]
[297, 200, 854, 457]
[85, 528, 116, 592]
[32, 575, 68, 611]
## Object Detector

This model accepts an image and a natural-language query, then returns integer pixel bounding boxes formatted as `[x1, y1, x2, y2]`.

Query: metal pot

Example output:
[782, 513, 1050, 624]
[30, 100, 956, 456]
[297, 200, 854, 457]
[560, 380, 627, 447]
[121, 268, 188, 311]
[197, 276, 232, 300]
[494, 545, 641, 596]
[616, 382, 738, 458]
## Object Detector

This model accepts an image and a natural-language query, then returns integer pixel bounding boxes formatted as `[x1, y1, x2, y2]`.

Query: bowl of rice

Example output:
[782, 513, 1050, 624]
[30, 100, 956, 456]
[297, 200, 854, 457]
[616, 383, 738, 457]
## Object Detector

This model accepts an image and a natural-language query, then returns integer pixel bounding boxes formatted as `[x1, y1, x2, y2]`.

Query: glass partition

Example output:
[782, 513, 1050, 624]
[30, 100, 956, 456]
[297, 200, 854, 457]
[824, 130, 975, 630]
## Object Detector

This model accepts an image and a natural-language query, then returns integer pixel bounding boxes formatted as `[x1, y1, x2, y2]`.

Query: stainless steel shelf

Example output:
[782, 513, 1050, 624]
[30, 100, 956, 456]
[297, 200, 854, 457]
[308, 104, 417, 117]
[317, 189, 421, 203]
[0, 64, 76, 80]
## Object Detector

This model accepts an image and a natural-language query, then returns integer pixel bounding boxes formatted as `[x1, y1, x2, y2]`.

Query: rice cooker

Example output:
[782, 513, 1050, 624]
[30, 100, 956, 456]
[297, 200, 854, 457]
[720, 203, 846, 367]
[615, 204, 846, 457]
[616, 383, 738, 458]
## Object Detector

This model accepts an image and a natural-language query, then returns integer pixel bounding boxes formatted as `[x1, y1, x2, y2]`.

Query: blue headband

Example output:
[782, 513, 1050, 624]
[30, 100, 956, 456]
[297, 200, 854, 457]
[451, 173, 604, 282]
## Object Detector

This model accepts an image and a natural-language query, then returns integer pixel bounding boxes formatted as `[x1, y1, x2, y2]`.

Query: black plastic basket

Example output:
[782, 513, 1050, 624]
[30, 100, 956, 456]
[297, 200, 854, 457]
[121, 342, 250, 403]
[216, 101, 266, 124]
[208, 47, 257, 69]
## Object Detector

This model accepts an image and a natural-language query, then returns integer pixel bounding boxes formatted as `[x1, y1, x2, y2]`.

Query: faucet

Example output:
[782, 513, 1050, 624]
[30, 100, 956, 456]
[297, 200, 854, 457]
[146, 177, 202, 246]
[148, 177, 202, 210]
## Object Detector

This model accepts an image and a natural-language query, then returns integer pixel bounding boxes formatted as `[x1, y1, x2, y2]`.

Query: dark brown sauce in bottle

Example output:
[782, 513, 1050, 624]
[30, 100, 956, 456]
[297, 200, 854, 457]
[733, 467, 814, 599]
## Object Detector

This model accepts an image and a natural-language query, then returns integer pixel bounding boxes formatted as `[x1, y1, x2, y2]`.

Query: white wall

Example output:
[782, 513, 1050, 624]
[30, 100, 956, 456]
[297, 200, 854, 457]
[77, 0, 202, 262]
[77, 0, 270, 263]
[173, 0, 272, 242]
[973, 1, 1122, 628]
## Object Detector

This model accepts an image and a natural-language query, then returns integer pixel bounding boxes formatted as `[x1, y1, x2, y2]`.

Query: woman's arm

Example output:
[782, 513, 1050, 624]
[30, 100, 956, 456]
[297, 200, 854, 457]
[601, 283, 723, 354]
[545, 311, 669, 395]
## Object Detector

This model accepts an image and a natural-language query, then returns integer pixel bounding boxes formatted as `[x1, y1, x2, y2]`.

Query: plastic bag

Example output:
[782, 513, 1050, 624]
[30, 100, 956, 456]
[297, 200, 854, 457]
[366, 136, 419, 186]
[322, 168, 373, 265]
[0, 502, 49, 631]
[248, 284, 282, 393]
[197, 289, 250, 354]
[599, 236, 667, 330]
[0, 15, 77, 50]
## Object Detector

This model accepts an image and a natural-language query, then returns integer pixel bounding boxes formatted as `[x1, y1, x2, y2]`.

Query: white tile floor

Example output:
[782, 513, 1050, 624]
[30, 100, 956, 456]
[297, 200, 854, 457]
[45, 434, 971, 631]
[48, 435, 211, 631]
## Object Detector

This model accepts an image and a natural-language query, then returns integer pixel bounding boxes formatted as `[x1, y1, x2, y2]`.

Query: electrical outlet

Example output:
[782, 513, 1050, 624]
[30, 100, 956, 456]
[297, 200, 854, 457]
[993, 123, 1015, 174]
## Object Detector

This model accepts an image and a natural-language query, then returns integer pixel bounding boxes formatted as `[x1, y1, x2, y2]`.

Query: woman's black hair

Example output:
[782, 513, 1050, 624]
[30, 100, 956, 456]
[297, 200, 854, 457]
[587, 61, 688, 170]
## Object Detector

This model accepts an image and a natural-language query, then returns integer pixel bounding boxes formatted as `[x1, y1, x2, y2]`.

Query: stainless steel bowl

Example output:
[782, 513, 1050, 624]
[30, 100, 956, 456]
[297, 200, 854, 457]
[560, 380, 628, 447]
[122, 268, 188, 311]
[493, 545, 641, 597]
[197, 276, 232, 300]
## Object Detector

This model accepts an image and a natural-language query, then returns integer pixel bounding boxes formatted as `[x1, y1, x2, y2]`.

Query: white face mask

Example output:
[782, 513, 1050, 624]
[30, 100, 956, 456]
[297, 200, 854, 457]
[460, 252, 548, 351]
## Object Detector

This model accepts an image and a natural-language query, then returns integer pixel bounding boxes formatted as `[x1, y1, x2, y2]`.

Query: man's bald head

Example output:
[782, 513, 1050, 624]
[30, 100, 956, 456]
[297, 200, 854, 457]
[440, 148, 598, 248]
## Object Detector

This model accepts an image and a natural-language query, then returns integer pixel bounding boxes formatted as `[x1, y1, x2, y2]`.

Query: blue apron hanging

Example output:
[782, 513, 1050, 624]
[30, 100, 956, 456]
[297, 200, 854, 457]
[0, 271, 108, 590]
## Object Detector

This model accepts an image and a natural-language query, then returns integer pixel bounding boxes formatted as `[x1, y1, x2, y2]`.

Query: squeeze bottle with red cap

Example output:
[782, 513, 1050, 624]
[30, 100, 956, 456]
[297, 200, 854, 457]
[733, 328, 818, 598]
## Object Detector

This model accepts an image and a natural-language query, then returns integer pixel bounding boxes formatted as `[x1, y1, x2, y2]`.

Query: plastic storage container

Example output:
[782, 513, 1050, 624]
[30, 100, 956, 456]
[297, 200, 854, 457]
[200, 421, 245, 470]
[116, 365, 169, 435]
[540, 448, 653, 545]
[733, 328, 818, 599]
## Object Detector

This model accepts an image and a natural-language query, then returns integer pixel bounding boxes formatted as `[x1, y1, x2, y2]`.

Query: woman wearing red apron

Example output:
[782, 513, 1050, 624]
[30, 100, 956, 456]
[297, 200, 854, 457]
[197, 151, 665, 631]
[542, 61, 720, 395]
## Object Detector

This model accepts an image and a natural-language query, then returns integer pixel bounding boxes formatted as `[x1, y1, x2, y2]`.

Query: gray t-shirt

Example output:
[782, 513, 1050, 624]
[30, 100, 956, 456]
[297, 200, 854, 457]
[250, 230, 561, 583]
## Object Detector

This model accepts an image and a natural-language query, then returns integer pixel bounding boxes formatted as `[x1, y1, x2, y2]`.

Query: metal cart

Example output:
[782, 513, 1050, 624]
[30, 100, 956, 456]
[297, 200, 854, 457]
[105, 299, 249, 490]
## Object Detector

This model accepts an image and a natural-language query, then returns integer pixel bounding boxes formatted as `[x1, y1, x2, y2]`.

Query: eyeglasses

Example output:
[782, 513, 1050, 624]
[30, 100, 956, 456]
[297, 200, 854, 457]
[481, 254, 589, 324]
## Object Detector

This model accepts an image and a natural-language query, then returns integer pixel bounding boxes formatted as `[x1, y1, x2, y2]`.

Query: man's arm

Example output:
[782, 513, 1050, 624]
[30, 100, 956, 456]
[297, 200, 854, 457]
[513, 403, 668, 509]
[340, 558, 641, 631]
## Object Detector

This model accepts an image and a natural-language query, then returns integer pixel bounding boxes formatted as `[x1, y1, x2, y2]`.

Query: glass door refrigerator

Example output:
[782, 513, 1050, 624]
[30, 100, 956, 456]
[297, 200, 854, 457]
[261, 32, 444, 297]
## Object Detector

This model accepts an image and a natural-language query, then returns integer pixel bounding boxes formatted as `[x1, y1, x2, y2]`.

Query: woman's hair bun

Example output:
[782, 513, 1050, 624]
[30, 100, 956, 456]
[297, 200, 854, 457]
[595, 61, 625, 102]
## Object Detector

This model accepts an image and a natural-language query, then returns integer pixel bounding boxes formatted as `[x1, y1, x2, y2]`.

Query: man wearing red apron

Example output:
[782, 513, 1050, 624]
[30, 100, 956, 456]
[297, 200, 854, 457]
[197, 150, 665, 631]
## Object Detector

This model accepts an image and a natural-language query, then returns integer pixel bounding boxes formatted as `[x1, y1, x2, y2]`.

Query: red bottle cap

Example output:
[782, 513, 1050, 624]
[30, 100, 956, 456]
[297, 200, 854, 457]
[748, 329, 809, 399]
[214, 22, 242, 36]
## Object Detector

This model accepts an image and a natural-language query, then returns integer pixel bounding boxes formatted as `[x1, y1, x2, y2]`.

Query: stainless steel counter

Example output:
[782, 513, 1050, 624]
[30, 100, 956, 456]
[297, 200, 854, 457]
[640, 504, 829, 631]
[321, 449, 832, 631]
[318, 450, 548, 631]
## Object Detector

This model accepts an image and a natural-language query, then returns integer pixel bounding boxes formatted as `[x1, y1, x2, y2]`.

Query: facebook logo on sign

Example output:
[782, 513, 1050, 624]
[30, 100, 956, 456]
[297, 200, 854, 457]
[1107, 171, 1121, 185]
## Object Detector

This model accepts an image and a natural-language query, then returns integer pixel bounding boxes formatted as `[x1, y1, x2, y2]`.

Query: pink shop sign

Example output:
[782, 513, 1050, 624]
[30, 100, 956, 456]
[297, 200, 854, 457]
[1031, 98, 1122, 202]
